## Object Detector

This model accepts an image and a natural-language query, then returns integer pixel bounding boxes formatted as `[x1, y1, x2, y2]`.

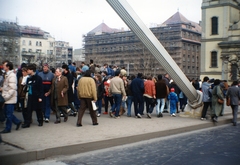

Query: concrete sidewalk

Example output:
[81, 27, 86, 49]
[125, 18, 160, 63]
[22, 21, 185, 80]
[0, 105, 238, 165]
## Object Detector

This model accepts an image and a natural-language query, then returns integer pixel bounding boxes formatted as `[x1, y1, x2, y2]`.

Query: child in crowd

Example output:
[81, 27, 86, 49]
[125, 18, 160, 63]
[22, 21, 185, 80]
[168, 88, 178, 117]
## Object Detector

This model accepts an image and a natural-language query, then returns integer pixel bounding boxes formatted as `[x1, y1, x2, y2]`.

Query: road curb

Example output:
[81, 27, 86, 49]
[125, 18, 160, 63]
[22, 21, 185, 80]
[1, 116, 239, 165]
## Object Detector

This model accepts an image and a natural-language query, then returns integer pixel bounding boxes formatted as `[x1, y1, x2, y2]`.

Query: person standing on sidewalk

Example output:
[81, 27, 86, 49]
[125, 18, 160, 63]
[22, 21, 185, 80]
[95, 74, 104, 117]
[22, 64, 44, 128]
[226, 81, 240, 126]
[201, 76, 212, 120]
[50, 68, 69, 124]
[155, 74, 168, 117]
[168, 88, 178, 117]
[143, 76, 156, 118]
[0, 61, 22, 133]
[38, 64, 54, 123]
[103, 75, 114, 115]
[109, 70, 126, 119]
[62, 64, 77, 117]
[131, 73, 144, 118]
[77, 70, 98, 126]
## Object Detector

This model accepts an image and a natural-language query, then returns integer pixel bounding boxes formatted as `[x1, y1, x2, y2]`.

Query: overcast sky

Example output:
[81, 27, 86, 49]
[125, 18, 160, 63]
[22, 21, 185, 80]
[0, 0, 202, 49]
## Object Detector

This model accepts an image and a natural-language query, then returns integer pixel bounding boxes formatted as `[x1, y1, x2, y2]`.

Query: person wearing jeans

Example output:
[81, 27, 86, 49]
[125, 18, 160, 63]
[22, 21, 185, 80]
[1, 61, 22, 133]
[155, 74, 168, 117]
[156, 98, 165, 116]
[109, 70, 126, 118]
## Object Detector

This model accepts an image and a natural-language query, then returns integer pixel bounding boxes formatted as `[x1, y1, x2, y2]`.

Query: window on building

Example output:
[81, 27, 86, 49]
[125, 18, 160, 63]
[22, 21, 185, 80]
[183, 43, 186, 49]
[22, 48, 26, 52]
[29, 41, 32, 46]
[211, 51, 217, 67]
[39, 42, 42, 46]
[211, 17, 218, 35]
[183, 54, 185, 62]
[188, 55, 190, 62]
[36, 41, 38, 46]
[28, 49, 32, 52]
[22, 40, 25, 45]
[188, 44, 190, 50]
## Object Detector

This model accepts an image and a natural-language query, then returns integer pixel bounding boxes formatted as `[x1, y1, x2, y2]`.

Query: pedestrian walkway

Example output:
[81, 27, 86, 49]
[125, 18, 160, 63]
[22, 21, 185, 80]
[0, 105, 239, 165]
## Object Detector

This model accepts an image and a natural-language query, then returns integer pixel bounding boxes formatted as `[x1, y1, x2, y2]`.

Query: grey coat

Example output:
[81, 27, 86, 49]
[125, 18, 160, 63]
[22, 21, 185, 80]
[226, 86, 240, 105]
[211, 85, 224, 117]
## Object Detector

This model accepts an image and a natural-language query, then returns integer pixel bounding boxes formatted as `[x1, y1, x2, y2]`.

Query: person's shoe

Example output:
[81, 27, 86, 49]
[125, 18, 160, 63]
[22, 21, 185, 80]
[0, 129, 10, 134]
[171, 113, 176, 117]
[103, 112, 108, 115]
[97, 113, 101, 117]
[38, 123, 43, 127]
[54, 120, 61, 124]
[137, 113, 142, 118]
[233, 122, 237, 126]
[76, 123, 82, 127]
[16, 121, 22, 130]
[115, 116, 120, 119]
[21, 124, 30, 128]
[93, 123, 99, 126]
[73, 112, 77, 117]
[45, 118, 49, 123]
[60, 113, 64, 117]
[147, 113, 151, 118]
[163, 110, 169, 113]
[159, 112, 163, 117]
[109, 111, 113, 117]
[212, 117, 218, 123]
[201, 118, 206, 121]
[64, 117, 68, 122]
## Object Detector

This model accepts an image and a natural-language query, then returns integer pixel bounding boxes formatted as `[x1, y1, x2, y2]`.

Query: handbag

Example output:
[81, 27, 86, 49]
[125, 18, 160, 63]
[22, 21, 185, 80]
[0, 95, 5, 103]
[217, 98, 224, 104]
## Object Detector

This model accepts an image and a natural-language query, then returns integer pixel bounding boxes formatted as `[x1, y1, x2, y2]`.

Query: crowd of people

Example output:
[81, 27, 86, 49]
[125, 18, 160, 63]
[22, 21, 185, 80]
[0, 59, 239, 134]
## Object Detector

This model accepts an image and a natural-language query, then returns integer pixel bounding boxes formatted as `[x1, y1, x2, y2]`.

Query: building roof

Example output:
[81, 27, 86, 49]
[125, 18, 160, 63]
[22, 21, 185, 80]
[87, 22, 121, 35]
[161, 11, 201, 33]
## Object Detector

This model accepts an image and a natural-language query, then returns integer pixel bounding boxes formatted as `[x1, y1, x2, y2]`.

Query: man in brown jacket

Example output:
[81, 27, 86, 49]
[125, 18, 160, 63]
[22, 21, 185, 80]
[76, 70, 98, 127]
[49, 68, 69, 124]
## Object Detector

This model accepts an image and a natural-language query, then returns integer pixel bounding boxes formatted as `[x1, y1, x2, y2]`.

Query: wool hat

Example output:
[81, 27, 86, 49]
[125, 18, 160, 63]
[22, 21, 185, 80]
[170, 88, 175, 92]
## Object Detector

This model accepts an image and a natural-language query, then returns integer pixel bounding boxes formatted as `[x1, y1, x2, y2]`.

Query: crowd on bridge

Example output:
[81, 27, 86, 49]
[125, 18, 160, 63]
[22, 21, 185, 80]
[0, 59, 239, 134]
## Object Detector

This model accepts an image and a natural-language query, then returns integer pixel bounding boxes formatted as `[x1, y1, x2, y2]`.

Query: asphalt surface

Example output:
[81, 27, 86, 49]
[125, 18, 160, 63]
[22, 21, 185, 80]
[24, 125, 240, 165]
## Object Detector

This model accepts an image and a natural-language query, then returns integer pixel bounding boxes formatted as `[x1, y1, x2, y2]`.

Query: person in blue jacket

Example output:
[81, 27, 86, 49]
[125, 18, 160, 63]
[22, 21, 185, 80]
[168, 88, 178, 117]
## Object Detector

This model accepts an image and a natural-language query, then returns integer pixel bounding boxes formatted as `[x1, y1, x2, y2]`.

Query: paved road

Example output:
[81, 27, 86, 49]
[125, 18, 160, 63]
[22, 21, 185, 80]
[24, 124, 240, 165]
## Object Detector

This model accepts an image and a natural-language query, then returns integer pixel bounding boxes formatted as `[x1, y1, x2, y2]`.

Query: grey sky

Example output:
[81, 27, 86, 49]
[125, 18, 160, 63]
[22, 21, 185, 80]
[0, 0, 202, 49]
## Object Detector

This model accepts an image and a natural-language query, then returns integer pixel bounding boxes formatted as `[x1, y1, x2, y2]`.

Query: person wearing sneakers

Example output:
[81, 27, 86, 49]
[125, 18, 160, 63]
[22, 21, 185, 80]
[0, 61, 22, 133]
[109, 70, 126, 119]
[38, 63, 54, 123]
[168, 88, 178, 117]
[130, 73, 145, 118]
[143, 76, 156, 118]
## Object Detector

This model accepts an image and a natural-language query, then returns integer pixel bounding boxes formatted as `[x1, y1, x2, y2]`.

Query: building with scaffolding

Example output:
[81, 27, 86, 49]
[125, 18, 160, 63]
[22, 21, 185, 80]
[83, 12, 201, 79]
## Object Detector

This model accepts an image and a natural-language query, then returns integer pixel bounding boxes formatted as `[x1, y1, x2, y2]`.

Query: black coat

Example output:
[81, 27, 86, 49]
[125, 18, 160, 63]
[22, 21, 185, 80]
[26, 74, 43, 106]
[62, 71, 74, 102]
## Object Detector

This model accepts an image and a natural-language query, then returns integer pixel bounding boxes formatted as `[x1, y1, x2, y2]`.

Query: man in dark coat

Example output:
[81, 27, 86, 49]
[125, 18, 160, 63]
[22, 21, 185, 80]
[22, 64, 44, 128]
[62, 64, 77, 116]
[130, 73, 144, 118]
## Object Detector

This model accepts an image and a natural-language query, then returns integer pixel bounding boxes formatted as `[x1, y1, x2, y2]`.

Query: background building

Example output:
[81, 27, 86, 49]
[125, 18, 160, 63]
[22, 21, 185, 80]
[83, 12, 201, 79]
[20, 26, 55, 67]
[0, 20, 73, 68]
[201, 0, 240, 82]
[0, 21, 20, 66]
